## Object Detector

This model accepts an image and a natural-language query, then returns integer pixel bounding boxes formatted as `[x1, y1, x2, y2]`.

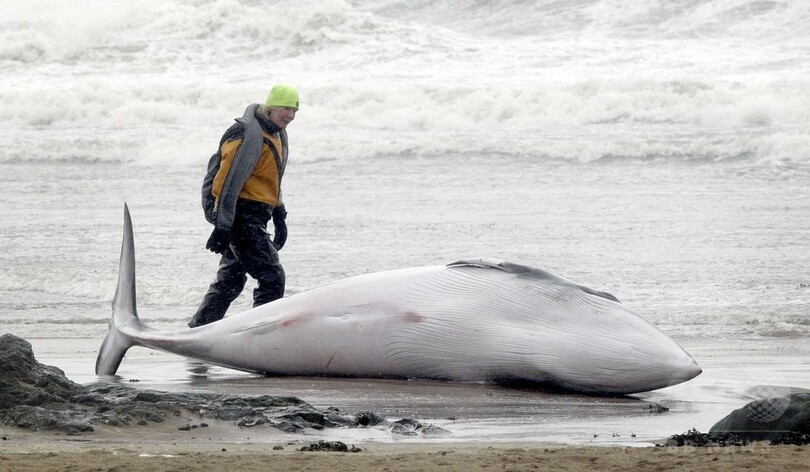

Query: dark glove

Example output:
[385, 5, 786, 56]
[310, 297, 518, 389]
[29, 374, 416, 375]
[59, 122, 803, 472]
[206, 227, 231, 254]
[272, 206, 287, 251]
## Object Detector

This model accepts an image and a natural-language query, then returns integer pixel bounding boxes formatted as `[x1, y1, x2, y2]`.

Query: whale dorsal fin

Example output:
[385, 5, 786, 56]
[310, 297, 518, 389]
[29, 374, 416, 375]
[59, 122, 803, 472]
[447, 258, 620, 303]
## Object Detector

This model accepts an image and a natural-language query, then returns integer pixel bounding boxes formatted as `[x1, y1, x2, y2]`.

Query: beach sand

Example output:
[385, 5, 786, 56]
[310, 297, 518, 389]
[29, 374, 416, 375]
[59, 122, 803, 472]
[1, 436, 808, 472]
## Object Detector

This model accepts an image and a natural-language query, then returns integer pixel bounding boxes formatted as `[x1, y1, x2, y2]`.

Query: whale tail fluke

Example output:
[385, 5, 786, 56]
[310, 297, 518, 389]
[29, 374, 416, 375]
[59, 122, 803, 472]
[95, 203, 142, 376]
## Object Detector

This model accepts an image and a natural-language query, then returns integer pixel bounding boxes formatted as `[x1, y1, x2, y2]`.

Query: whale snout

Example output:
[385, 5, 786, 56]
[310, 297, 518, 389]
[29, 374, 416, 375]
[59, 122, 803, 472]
[623, 338, 703, 392]
[667, 353, 703, 384]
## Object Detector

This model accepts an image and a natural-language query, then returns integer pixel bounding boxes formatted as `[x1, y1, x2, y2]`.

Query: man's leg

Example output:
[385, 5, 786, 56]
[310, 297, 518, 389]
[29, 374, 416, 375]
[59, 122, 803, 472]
[232, 213, 285, 308]
[251, 245, 285, 307]
[188, 247, 247, 327]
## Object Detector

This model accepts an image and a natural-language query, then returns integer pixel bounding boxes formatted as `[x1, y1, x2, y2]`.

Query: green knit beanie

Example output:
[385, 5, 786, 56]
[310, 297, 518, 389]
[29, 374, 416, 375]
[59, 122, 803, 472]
[266, 84, 299, 110]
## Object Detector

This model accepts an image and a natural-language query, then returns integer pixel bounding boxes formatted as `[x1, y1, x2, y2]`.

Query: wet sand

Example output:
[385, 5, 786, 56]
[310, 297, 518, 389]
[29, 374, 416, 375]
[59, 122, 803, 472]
[5, 336, 809, 472]
[2, 335, 809, 471]
[19, 337, 810, 445]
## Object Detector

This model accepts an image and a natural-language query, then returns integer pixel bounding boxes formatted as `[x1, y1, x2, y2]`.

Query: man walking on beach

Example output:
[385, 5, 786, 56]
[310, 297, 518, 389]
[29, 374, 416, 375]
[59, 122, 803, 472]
[188, 84, 299, 328]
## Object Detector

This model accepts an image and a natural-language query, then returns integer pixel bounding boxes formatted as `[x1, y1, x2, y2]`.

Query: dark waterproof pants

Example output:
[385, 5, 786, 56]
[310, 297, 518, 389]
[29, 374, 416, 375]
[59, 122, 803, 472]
[188, 200, 285, 328]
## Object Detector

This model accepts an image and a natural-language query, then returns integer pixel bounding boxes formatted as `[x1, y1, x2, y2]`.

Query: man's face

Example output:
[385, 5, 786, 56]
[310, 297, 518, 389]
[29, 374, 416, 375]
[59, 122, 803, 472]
[268, 106, 297, 130]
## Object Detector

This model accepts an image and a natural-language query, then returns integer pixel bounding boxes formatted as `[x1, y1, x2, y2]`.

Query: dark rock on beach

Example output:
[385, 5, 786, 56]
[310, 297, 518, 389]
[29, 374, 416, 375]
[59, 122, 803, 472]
[389, 418, 451, 436]
[708, 393, 810, 443]
[0, 334, 86, 409]
[300, 440, 362, 452]
[0, 334, 448, 436]
[662, 428, 750, 447]
[665, 394, 810, 447]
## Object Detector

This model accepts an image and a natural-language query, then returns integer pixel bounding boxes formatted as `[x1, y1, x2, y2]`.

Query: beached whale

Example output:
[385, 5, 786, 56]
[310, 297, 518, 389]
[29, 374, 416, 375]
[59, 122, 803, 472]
[96, 205, 702, 394]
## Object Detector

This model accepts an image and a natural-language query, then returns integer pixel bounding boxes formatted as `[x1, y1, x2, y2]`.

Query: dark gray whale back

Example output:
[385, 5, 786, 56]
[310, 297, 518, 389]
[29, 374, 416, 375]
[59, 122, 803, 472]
[447, 258, 620, 303]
